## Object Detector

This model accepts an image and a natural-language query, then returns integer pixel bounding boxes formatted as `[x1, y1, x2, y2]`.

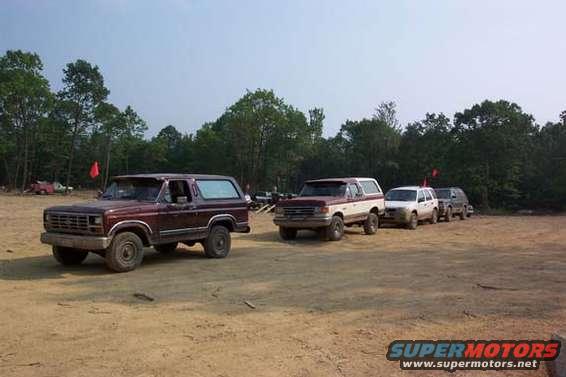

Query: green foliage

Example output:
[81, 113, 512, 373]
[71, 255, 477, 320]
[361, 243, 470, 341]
[0, 50, 564, 210]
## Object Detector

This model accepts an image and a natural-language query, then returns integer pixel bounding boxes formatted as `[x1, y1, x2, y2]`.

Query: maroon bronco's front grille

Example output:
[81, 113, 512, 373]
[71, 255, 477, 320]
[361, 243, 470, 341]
[48, 213, 89, 232]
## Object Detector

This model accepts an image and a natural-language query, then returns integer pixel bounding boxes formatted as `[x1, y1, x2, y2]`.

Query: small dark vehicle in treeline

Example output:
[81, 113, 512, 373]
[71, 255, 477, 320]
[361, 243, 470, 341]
[41, 174, 250, 272]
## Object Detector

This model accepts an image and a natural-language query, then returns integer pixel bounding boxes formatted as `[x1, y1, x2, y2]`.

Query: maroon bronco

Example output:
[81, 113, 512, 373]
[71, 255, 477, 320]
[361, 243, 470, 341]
[41, 174, 250, 272]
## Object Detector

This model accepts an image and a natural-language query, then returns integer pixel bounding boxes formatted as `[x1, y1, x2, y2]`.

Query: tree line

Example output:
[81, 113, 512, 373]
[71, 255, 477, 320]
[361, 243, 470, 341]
[1, 50, 565, 210]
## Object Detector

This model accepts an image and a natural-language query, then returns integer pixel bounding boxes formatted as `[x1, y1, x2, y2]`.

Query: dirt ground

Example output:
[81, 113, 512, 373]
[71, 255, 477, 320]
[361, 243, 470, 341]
[0, 194, 565, 377]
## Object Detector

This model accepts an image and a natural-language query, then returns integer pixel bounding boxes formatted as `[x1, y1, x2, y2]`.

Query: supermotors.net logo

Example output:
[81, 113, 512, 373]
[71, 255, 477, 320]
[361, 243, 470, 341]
[386, 340, 561, 372]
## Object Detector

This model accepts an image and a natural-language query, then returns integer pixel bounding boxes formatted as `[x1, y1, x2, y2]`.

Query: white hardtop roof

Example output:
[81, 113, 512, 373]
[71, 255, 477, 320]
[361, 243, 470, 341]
[390, 186, 430, 191]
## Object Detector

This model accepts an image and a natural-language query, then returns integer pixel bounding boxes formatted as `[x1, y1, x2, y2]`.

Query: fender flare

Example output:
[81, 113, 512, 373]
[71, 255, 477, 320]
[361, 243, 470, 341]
[108, 220, 153, 239]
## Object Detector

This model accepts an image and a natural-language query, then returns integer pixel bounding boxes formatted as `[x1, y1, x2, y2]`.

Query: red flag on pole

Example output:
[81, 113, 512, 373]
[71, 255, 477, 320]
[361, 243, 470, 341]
[422, 177, 428, 187]
[432, 168, 439, 177]
[89, 161, 100, 179]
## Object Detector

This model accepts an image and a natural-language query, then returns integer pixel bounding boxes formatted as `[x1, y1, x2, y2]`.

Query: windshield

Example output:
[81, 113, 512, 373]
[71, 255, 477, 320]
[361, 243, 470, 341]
[101, 179, 163, 202]
[435, 189, 451, 199]
[385, 189, 417, 202]
[299, 182, 347, 197]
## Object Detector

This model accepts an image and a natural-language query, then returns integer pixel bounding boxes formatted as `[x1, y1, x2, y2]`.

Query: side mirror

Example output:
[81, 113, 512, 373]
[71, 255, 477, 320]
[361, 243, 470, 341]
[451, 194, 457, 199]
[176, 196, 188, 204]
[418, 197, 425, 203]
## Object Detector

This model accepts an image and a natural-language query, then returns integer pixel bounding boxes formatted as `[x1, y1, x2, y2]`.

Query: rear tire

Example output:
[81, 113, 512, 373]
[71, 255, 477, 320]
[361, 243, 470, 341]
[445, 207, 452, 222]
[430, 209, 438, 224]
[154, 242, 178, 253]
[407, 212, 418, 230]
[279, 227, 297, 240]
[363, 213, 379, 235]
[105, 232, 144, 272]
[52, 246, 88, 266]
[326, 216, 344, 241]
[203, 225, 231, 258]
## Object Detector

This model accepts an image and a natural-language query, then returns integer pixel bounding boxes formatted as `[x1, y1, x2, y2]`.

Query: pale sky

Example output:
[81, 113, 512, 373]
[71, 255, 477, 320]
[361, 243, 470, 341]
[2, 0, 565, 136]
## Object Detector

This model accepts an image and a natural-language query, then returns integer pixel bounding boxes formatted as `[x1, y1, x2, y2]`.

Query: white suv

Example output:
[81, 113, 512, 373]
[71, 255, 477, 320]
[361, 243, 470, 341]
[382, 186, 439, 229]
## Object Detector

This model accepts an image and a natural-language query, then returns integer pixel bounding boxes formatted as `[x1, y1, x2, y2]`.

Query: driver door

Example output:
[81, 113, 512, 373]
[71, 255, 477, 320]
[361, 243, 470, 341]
[158, 179, 200, 242]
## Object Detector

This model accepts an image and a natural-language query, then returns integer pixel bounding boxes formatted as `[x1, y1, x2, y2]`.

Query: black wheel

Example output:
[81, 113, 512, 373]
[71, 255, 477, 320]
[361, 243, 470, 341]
[154, 242, 178, 253]
[40, 189, 47, 195]
[203, 225, 231, 258]
[430, 209, 438, 224]
[363, 213, 379, 235]
[279, 227, 297, 240]
[105, 232, 144, 272]
[407, 212, 418, 230]
[460, 206, 467, 220]
[445, 207, 452, 222]
[52, 246, 88, 266]
[325, 216, 344, 241]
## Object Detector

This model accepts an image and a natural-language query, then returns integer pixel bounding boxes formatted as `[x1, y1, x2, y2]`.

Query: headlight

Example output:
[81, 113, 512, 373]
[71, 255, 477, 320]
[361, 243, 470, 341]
[44, 213, 50, 222]
[89, 215, 103, 226]
[314, 206, 330, 214]
[275, 207, 284, 215]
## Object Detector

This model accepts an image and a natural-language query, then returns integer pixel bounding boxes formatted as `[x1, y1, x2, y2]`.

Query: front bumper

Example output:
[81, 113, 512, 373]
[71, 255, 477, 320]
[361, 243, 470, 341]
[40, 232, 112, 250]
[381, 209, 411, 224]
[273, 216, 332, 228]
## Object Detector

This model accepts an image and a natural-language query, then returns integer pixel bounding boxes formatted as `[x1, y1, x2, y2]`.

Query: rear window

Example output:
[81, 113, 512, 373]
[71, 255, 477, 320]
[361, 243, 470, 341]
[360, 180, 381, 195]
[196, 180, 240, 200]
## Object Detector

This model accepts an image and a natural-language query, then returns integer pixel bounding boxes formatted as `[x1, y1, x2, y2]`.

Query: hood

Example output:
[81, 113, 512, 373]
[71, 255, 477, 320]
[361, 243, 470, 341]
[385, 200, 415, 208]
[277, 196, 347, 207]
[46, 200, 157, 214]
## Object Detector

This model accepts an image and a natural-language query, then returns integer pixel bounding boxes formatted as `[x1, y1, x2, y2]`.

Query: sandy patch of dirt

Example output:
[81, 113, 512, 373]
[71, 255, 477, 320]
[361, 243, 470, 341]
[0, 194, 564, 376]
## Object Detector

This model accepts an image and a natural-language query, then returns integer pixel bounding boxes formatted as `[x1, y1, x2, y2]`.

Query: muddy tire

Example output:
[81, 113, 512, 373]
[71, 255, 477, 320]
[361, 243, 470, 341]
[460, 206, 467, 220]
[203, 225, 231, 258]
[105, 232, 144, 272]
[52, 246, 88, 266]
[154, 242, 178, 253]
[445, 207, 452, 222]
[363, 213, 379, 235]
[279, 227, 297, 240]
[407, 212, 418, 230]
[430, 209, 438, 224]
[325, 216, 344, 241]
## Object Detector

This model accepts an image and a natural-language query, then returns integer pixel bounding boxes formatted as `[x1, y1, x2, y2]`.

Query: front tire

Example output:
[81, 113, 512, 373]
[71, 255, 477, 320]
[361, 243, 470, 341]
[407, 212, 418, 230]
[460, 206, 467, 220]
[363, 213, 379, 235]
[52, 246, 88, 266]
[279, 227, 297, 240]
[105, 232, 144, 272]
[154, 242, 178, 253]
[203, 225, 231, 258]
[325, 216, 344, 241]
[445, 207, 452, 222]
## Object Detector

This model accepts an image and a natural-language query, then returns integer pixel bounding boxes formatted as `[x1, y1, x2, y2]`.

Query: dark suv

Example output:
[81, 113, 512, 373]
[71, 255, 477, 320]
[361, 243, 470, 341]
[41, 174, 250, 272]
[434, 187, 470, 221]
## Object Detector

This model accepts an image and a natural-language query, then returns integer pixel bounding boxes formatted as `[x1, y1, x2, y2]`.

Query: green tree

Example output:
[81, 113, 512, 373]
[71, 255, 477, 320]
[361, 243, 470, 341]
[0, 50, 52, 191]
[58, 59, 109, 192]
[453, 100, 537, 208]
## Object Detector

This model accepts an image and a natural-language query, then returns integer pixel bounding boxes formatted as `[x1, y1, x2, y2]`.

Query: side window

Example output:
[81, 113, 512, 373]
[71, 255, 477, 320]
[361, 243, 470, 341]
[424, 190, 432, 201]
[430, 189, 437, 199]
[349, 184, 360, 197]
[418, 190, 426, 202]
[196, 180, 240, 200]
[164, 180, 191, 203]
[360, 180, 381, 195]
